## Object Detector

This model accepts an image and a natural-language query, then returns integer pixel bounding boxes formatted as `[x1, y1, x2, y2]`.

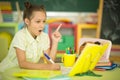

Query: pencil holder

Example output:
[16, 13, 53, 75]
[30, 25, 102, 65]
[61, 54, 76, 67]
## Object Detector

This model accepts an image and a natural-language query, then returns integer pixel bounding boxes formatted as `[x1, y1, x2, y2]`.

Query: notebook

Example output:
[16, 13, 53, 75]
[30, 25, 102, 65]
[13, 69, 71, 80]
[13, 69, 62, 78]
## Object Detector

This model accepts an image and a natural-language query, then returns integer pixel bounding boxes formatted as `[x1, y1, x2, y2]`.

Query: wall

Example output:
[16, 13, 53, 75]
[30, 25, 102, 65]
[1, 0, 99, 12]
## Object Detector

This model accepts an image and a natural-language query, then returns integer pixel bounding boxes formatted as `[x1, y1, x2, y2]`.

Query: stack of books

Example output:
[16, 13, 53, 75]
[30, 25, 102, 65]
[96, 61, 112, 67]
[95, 61, 117, 71]
[0, 2, 13, 22]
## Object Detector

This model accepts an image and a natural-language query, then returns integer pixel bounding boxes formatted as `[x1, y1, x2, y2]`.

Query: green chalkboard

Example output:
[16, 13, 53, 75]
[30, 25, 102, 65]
[100, 0, 120, 45]
[0, 0, 99, 12]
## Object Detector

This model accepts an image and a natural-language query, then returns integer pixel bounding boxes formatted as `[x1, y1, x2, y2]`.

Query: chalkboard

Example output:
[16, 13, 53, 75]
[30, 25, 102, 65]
[0, 0, 99, 12]
[99, 0, 120, 45]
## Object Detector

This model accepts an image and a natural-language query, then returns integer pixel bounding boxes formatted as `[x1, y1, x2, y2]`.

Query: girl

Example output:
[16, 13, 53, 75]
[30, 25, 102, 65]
[0, 2, 61, 72]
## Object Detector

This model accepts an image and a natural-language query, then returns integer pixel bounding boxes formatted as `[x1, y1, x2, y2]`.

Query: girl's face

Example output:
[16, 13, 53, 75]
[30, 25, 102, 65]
[25, 11, 46, 38]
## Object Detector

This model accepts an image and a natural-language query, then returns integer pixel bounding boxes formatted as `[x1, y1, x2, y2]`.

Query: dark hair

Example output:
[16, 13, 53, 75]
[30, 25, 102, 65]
[94, 41, 101, 45]
[23, 1, 46, 20]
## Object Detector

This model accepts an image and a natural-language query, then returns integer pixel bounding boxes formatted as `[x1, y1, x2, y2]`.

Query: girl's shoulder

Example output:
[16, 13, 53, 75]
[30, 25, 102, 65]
[14, 28, 26, 38]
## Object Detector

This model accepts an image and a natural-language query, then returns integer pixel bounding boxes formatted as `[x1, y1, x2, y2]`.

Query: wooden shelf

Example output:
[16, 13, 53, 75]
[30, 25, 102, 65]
[76, 24, 97, 53]
[0, 22, 18, 36]
[0, 22, 18, 32]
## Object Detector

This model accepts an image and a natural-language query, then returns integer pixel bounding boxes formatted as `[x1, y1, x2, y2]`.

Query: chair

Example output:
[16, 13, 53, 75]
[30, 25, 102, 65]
[0, 37, 8, 62]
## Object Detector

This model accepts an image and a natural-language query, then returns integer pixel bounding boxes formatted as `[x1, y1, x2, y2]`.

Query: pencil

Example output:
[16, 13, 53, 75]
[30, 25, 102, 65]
[43, 52, 55, 64]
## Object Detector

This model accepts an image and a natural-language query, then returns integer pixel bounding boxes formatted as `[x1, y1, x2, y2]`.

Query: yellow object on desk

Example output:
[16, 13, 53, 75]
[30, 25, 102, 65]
[61, 54, 76, 67]
[13, 69, 61, 78]
[69, 43, 109, 76]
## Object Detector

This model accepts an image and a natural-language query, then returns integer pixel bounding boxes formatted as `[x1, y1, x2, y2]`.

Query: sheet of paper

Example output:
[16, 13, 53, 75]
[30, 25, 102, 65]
[13, 69, 61, 78]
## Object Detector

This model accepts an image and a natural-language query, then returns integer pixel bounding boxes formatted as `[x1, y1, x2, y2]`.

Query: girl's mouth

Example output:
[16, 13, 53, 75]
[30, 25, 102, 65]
[39, 30, 42, 32]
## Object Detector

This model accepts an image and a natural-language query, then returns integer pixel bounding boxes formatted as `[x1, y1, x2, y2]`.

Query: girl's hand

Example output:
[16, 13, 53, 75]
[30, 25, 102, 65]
[51, 24, 62, 43]
[49, 63, 61, 70]
[51, 31, 61, 43]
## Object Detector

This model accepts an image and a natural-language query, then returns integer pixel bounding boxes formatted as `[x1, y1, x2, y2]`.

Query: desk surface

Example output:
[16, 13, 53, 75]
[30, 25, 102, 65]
[0, 65, 120, 80]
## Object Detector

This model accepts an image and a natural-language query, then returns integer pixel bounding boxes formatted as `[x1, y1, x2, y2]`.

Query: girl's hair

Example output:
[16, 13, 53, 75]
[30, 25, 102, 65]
[23, 1, 46, 20]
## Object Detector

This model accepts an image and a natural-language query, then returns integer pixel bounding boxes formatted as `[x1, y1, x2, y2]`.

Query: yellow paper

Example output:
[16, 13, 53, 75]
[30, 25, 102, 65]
[13, 69, 62, 78]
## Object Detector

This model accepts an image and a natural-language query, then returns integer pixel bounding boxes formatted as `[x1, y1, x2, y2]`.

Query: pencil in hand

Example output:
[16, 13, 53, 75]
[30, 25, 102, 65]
[43, 52, 55, 64]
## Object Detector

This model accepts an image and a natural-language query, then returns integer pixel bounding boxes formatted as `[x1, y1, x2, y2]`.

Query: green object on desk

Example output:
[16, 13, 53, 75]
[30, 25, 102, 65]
[23, 77, 46, 80]
[23, 75, 71, 80]
[75, 70, 102, 77]
[50, 75, 71, 80]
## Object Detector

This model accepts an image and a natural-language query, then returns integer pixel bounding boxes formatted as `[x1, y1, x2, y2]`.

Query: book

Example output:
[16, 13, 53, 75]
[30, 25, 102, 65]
[0, 2, 12, 10]
[95, 63, 117, 70]
[96, 61, 112, 66]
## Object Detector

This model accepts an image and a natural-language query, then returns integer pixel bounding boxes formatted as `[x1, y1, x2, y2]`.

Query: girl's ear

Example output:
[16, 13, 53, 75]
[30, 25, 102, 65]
[24, 18, 30, 25]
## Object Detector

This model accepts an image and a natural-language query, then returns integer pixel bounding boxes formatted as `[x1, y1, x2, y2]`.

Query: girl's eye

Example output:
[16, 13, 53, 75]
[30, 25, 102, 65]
[43, 20, 46, 23]
[36, 21, 40, 23]
[36, 20, 46, 23]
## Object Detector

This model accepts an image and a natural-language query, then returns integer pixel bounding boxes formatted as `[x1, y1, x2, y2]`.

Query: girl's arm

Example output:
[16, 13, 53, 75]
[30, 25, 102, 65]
[49, 31, 61, 61]
[15, 47, 60, 70]
[43, 24, 62, 62]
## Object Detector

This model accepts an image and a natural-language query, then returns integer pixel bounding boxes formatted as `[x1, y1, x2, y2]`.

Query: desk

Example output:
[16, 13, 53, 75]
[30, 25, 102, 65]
[0, 65, 120, 80]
